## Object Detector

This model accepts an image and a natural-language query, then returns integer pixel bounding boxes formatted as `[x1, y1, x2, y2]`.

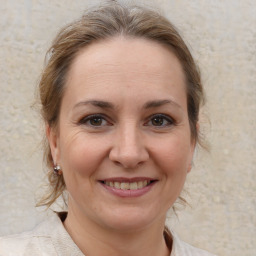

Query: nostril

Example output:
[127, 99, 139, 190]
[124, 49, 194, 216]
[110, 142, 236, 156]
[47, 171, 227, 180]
[109, 142, 149, 169]
[113, 160, 122, 167]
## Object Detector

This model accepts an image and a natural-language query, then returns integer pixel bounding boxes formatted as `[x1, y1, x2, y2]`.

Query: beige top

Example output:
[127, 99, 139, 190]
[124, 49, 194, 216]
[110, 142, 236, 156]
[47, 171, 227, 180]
[0, 212, 216, 256]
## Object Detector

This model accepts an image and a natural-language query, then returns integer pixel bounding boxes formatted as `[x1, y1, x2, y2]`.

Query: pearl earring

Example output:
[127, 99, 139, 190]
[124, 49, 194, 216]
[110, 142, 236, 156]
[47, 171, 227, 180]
[53, 165, 62, 175]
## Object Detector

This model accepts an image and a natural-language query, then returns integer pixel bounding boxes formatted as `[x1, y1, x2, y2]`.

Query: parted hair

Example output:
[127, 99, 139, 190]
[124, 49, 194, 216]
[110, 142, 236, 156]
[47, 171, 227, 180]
[37, 1, 205, 208]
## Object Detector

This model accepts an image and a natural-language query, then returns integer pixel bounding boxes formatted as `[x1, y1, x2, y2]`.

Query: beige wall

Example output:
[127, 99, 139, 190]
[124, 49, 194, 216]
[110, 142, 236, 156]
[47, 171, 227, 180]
[0, 1, 255, 255]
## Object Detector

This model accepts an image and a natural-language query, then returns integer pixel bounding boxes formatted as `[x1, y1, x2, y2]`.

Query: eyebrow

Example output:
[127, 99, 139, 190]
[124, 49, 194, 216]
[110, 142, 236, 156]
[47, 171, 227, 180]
[74, 100, 115, 110]
[143, 99, 182, 109]
[73, 99, 182, 110]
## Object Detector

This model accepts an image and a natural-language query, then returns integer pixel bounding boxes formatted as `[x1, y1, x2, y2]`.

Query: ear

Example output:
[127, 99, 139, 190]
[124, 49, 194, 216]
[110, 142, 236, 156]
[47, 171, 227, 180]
[187, 146, 195, 173]
[188, 122, 199, 173]
[46, 124, 60, 165]
[187, 162, 193, 173]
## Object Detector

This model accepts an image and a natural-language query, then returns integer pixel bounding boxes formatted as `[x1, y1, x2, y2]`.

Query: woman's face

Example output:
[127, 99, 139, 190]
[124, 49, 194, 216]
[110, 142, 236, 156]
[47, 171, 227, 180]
[48, 37, 195, 231]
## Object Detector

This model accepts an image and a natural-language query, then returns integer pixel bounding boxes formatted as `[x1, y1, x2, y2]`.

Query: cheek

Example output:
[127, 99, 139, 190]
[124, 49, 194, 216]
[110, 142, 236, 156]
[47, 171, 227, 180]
[58, 133, 108, 184]
[153, 135, 192, 176]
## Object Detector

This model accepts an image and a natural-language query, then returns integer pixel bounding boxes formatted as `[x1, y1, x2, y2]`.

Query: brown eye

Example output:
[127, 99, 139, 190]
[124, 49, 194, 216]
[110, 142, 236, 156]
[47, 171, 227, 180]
[145, 114, 174, 127]
[89, 117, 103, 126]
[79, 114, 110, 127]
[152, 116, 164, 126]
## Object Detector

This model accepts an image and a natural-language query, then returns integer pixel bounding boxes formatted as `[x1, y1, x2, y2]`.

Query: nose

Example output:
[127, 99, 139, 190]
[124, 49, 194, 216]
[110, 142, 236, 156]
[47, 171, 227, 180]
[109, 124, 149, 169]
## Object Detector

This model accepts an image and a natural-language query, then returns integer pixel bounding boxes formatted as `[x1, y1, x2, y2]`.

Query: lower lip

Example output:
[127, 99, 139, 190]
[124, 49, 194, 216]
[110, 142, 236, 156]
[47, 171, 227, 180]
[100, 182, 156, 198]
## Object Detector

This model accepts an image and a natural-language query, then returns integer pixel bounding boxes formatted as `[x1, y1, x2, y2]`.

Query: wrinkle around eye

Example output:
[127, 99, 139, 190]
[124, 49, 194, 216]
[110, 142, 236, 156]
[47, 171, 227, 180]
[144, 114, 176, 128]
[78, 114, 112, 127]
[60, 129, 85, 147]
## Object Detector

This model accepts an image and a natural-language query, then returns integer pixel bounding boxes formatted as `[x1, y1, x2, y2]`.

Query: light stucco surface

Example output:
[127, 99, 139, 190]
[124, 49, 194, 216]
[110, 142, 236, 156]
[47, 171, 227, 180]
[0, 1, 255, 256]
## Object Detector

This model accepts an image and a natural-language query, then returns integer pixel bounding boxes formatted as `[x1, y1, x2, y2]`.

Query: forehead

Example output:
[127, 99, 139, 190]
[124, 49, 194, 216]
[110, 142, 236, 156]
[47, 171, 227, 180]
[64, 36, 187, 108]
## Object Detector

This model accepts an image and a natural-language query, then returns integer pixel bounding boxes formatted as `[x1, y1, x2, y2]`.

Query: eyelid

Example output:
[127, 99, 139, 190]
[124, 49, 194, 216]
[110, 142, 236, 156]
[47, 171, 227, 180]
[78, 113, 112, 126]
[144, 113, 176, 127]
[77, 113, 175, 127]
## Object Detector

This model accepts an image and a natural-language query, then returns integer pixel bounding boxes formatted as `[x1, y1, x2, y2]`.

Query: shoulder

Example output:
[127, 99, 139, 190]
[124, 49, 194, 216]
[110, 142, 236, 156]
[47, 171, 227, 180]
[0, 214, 59, 256]
[0, 231, 51, 256]
[171, 231, 217, 256]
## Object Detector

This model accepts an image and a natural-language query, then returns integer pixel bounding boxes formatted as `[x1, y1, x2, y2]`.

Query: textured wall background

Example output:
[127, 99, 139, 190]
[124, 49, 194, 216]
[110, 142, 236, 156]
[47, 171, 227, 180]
[0, 0, 255, 255]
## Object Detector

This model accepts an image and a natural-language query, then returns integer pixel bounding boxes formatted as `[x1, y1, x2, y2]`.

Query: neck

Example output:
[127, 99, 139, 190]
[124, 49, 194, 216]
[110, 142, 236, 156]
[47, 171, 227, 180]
[63, 208, 170, 256]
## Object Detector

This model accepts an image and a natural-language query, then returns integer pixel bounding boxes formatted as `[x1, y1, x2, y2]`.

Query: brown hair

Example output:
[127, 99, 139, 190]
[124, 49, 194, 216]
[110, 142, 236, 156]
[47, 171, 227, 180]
[37, 1, 205, 208]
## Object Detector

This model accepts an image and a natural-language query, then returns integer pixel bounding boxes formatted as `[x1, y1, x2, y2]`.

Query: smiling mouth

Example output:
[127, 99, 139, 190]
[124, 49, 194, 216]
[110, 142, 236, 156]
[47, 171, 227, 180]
[101, 180, 156, 190]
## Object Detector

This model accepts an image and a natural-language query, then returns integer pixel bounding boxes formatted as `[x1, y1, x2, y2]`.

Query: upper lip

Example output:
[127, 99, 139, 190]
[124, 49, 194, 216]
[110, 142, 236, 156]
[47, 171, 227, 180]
[99, 177, 157, 182]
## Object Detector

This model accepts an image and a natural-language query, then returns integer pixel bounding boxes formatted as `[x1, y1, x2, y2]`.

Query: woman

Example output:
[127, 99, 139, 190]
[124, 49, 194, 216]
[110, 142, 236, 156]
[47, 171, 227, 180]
[0, 2, 216, 255]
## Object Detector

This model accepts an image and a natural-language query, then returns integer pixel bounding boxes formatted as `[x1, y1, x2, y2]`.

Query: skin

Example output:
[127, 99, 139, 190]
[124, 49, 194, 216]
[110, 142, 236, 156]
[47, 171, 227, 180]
[47, 36, 196, 256]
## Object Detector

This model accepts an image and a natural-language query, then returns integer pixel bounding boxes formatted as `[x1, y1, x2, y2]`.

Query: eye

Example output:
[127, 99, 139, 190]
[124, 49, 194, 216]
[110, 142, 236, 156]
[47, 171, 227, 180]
[79, 114, 110, 127]
[145, 114, 175, 127]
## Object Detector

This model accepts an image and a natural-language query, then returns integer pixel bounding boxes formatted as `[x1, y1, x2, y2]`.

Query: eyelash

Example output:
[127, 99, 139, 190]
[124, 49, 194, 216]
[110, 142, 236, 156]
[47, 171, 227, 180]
[78, 114, 111, 127]
[144, 114, 175, 127]
[78, 114, 175, 128]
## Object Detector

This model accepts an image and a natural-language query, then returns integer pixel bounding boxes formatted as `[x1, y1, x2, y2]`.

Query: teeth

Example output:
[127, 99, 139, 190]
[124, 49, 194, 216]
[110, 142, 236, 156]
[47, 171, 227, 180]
[121, 182, 129, 190]
[114, 181, 120, 189]
[137, 181, 143, 189]
[104, 180, 151, 190]
[130, 182, 138, 190]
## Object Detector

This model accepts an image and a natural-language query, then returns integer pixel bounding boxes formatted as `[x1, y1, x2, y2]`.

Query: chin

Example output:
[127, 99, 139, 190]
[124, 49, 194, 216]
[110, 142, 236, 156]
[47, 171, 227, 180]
[99, 206, 164, 233]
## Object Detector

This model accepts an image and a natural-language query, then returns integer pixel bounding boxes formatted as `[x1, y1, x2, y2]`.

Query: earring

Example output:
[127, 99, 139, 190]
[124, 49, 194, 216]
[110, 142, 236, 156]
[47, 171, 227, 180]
[53, 165, 62, 175]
